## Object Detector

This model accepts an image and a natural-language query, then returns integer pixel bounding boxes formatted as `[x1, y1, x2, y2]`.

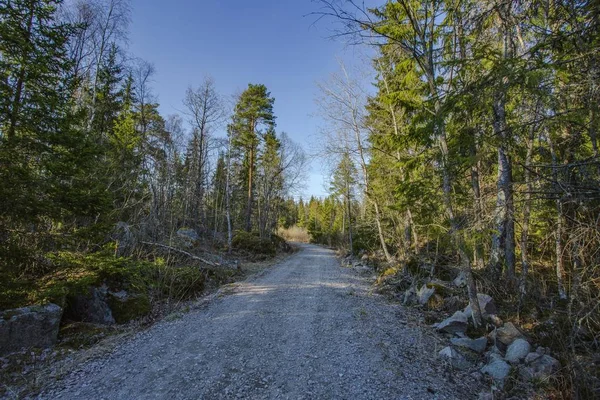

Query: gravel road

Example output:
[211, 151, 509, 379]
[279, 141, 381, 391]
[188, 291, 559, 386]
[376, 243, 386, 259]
[38, 244, 479, 400]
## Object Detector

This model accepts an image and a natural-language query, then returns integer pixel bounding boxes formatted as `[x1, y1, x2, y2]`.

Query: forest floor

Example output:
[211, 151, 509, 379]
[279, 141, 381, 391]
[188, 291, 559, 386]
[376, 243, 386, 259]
[31, 244, 481, 399]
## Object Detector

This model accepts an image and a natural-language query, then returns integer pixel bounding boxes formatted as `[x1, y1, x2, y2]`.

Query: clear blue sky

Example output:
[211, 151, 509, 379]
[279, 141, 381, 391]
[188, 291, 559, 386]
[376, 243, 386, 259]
[128, 0, 372, 199]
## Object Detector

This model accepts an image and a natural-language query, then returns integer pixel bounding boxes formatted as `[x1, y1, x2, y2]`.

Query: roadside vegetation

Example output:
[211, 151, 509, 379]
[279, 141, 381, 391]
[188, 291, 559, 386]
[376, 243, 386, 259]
[307, 1, 600, 397]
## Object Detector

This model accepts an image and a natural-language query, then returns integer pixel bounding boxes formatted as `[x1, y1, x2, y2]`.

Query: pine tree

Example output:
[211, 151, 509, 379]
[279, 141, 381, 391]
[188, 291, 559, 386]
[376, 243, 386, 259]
[228, 83, 276, 232]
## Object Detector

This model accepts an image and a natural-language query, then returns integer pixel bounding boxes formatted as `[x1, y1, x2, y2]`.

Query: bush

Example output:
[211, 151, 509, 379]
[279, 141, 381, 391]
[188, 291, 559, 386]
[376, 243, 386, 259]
[232, 231, 276, 256]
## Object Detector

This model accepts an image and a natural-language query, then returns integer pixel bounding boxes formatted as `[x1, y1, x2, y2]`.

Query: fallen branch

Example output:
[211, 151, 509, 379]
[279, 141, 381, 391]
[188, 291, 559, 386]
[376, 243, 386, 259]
[141, 241, 233, 268]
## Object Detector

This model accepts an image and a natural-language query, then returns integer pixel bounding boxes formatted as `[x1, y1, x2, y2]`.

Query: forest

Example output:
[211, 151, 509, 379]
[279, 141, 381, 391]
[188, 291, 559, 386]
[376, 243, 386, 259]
[0, 0, 305, 310]
[1, 0, 600, 398]
[295, 0, 600, 396]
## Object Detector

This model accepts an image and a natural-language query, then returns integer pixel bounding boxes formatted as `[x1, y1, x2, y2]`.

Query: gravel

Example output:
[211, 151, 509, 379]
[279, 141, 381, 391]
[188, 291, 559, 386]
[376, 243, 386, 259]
[36, 244, 480, 399]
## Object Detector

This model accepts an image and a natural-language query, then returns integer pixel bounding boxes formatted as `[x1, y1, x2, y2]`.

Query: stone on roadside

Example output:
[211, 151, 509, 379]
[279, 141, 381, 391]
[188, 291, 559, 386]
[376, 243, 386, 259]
[451, 337, 488, 354]
[463, 294, 497, 320]
[505, 338, 530, 364]
[493, 322, 525, 347]
[439, 346, 473, 370]
[417, 285, 436, 306]
[437, 311, 468, 335]
[0, 304, 63, 355]
[403, 287, 418, 306]
[481, 357, 512, 383]
[520, 354, 560, 381]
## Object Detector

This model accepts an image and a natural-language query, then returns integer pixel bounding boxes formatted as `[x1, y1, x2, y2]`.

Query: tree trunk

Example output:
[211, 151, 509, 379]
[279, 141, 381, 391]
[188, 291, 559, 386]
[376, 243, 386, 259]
[520, 126, 535, 294]
[489, 89, 516, 279]
[225, 136, 233, 253]
[245, 146, 254, 232]
[548, 134, 567, 300]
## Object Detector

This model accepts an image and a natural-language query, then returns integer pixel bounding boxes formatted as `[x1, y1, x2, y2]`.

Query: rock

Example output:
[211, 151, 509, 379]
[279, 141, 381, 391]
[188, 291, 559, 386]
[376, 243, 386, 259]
[403, 287, 418, 306]
[453, 271, 467, 287]
[536, 346, 549, 355]
[439, 346, 473, 370]
[520, 354, 560, 381]
[176, 228, 200, 248]
[437, 311, 468, 335]
[478, 392, 494, 400]
[0, 304, 63, 355]
[481, 357, 512, 382]
[67, 285, 115, 325]
[107, 291, 151, 324]
[417, 285, 436, 306]
[493, 322, 525, 347]
[451, 337, 488, 354]
[488, 315, 503, 327]
[505, 338, 531, 364]
[524, 352, 542, 365]
[463, 294, 497, 319]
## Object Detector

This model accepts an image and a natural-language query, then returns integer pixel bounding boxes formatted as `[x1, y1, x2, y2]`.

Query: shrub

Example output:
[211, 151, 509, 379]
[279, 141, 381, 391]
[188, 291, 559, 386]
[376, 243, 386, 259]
[232, 231, 276, 256]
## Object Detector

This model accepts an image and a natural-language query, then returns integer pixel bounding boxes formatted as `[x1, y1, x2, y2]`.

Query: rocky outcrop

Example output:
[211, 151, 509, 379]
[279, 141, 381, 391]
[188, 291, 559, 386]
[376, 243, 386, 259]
[66, 285, 115, 325]
[0, 304, 63, 355]
[107, 291, 151, 324]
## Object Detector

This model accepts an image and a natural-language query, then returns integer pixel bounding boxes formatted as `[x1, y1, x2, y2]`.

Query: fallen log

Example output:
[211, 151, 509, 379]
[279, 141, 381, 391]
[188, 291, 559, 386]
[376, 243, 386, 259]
[140, 241, 238, 269]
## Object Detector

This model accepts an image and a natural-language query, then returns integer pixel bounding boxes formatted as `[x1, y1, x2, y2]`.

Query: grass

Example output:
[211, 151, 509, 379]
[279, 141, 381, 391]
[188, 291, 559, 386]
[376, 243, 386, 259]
[277, 226, 311, 243]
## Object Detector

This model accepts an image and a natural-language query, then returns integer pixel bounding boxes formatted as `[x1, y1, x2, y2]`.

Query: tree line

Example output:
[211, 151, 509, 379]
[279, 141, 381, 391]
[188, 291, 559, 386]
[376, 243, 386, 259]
[0, 0, 305, 304]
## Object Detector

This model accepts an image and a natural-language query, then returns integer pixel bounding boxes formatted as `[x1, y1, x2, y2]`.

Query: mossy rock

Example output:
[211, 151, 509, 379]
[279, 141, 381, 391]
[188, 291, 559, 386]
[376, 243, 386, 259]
[107, 292, 151, 324]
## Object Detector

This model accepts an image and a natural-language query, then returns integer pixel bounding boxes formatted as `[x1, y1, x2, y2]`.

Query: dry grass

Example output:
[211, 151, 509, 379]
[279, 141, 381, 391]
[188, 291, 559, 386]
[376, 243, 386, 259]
[277, 226, 310, 243]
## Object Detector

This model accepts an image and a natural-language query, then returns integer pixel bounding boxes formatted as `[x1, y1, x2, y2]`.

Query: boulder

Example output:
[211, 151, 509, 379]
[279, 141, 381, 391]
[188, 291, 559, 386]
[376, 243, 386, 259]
[505, 338, 531, 364]
[0, 304, 63, 355]
[437, 311, 468, 335]
[463, 294, 497, 319]
[439, 346, 473, 370]
[493, 322, 525, 347]
[107, 291, 151, 324]
[417, 285, 436, 306]
[451, 337, 488, 354]
[176, 228, 200, 248]
[481, 357, 512, 382]
[67, 285, 115, 325]
[520, 354, 560, 381]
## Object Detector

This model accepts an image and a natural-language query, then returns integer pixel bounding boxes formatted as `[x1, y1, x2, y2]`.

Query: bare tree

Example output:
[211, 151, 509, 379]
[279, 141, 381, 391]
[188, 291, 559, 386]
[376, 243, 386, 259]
[316, 60, 393, 262]
[182, 78, 225, 229]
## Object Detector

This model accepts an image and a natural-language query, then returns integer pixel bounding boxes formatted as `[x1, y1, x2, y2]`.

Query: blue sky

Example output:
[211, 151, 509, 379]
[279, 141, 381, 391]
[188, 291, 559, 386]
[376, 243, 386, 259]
[128, 0, 373, 199]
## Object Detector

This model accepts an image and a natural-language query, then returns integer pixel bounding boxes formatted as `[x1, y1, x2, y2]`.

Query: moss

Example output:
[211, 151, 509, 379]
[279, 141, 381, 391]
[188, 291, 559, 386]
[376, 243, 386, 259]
[108, 293, 151, 324]
[59, 322, 110, 349]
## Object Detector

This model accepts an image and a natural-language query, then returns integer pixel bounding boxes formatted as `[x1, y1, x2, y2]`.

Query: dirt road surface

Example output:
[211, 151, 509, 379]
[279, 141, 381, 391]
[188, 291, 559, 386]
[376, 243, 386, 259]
[38, 244, 478, 400]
